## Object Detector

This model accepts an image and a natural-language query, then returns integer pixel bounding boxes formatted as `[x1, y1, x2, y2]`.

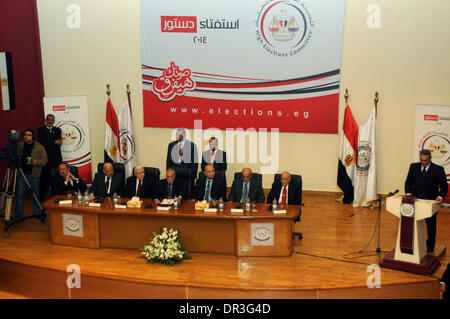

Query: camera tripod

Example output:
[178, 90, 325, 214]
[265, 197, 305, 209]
[0, 167, 46, 237]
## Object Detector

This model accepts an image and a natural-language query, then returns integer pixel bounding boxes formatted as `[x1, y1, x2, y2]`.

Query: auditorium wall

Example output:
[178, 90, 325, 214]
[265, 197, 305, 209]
[36, 0, 450, 193]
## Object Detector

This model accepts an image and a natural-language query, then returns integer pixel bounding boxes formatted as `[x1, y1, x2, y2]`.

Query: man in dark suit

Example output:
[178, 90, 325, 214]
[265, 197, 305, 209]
[166, 127, 199, 178]
[90, 162, 124, 197]
[404, 149, 448, 252]
[125, 165, 157, 198]
[38, 114, 62, 200]
[194, 164, 227, 202]
[266, 171, 301, 205]
[228, 168, 265, 203]
[154, 169, 185, 204]
[51, 162, 87, 196]
[201, 137, 227, 173]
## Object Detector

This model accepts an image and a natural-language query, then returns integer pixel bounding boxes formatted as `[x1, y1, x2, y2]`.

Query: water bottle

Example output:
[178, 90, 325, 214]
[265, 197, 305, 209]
[219, 198, 224, 211]
[77, 191, 82, 201]
[173, 199, 178, 210]
[272, 199, 278, 211]
[113, 193, 118, 204]
[245, 197, 250, 212]
[84, 191, 89, 205]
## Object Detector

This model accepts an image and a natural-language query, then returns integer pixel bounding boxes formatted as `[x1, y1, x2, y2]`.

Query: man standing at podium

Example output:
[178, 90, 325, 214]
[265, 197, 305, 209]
[404, 149, 448, 252]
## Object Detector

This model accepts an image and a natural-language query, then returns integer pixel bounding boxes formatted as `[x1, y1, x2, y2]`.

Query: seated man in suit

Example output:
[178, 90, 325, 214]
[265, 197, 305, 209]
[51, 162, 87, 196]
[90, 162, 124, 197]
[125, 165, 157, 198]
[154, 169, 185, 204]
[194, 164, 227, 202]
[266, 171, 301, 205]
[201, 137, 227, 174]
[404, 149, 448, 252]
[228, 168, 265, 203]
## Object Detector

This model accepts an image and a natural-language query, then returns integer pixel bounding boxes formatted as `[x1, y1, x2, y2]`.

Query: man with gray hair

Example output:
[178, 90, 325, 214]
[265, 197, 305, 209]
[125, 165, 157, 198]
[228, 168, 265, 203]
[405, 149, 448, 252]
[266, 171, 302, 205]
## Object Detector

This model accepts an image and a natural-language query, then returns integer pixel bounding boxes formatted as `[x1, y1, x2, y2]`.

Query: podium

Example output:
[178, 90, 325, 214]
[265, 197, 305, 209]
[380, 195, 445, 275]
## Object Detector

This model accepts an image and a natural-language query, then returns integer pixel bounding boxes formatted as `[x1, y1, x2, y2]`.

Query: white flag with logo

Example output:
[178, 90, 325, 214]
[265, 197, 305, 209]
[353, 108, 377, 207]
[118, 100, 136, 178]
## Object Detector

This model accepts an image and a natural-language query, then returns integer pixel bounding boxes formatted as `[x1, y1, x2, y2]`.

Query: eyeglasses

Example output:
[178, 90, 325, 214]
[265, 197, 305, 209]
[24, 134, 33, 136]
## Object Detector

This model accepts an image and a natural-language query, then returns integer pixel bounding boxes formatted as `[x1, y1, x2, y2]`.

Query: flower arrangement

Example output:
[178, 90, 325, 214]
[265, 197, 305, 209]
[140, 228, 192, 266]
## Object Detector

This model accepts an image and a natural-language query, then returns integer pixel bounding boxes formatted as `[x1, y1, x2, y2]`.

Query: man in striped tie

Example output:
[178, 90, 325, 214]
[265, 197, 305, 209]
[266, 171, 302, 205]
[124, 165, 157, 198]
[194, 164, 227, 202]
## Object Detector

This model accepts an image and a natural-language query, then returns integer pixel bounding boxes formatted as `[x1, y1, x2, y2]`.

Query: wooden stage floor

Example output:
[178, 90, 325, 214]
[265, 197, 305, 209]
[0, 192, 448, 299]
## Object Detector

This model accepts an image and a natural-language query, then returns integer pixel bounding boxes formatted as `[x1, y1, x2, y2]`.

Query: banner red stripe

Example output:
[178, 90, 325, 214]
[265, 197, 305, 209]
[142, 74, 334, 89]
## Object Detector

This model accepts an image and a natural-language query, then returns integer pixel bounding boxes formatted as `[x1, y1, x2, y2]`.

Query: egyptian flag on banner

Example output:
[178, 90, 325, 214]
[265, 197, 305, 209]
[0, 52, 16, 111]
[337, 105, 359, 204]
[104, 98, 121, 163]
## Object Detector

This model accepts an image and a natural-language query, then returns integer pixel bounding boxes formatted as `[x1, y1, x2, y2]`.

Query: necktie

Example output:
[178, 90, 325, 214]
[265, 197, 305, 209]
[204, 180, 211, 201]
[211, 151, 216, 164]
[168, 183, 173, 198]
[421, 167, 427, 176]
[136, 180, 142, 197]
[242, 182, 248, 203]
[282, 186, 287, 205]
[105, 177, 110, 195]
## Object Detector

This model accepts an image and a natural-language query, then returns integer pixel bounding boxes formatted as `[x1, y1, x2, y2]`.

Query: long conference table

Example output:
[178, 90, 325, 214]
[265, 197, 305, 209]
[43, 196, 301, 257]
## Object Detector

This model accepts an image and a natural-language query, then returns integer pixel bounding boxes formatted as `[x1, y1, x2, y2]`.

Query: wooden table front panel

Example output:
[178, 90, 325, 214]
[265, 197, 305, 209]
[49, 209, 100, 249]
[99, 214, 236, 254]
[235, 219, 292, 257]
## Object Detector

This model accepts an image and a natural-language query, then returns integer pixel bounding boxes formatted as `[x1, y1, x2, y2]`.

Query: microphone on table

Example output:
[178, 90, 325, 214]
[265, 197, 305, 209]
[387, 189, 399, 197]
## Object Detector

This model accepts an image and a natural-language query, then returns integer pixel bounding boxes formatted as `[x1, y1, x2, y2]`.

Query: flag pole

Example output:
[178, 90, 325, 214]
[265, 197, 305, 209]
[344, 88, 349, 105]
[126, 84, 132, 119]
[106, 84, 111, 97]
[374, 91, 379, 117]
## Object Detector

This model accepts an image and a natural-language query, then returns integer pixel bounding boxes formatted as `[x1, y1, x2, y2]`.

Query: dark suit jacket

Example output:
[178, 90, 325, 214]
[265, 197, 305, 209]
[125, 176, 157, 198]
[37, 125, 62, 168]
[154, 179, 185, 200]
[405, 162, 448, 200]
[266, 180, 302, 205]
[201, 149, 227, 173]
[194, 176, 227, 201]
[51, 173, 87, 196]
[90, 172, 124, 197]
[228, 177, 265, 203]
[166, 139, 199, 177]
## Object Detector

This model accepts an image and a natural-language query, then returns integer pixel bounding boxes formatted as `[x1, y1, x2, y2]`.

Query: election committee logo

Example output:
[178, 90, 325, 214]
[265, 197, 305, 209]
[119, 128, 135, 164]
[419, 132, 450, 167]
[256, 0, 313, 57]
[59, 121, 87, 154]
[152, 61, 196, 101]
[356, 142, 372, 176]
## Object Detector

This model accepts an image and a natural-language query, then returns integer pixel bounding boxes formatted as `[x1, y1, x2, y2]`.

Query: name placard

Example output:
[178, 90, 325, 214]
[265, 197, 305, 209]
[114, 204, 127, 209]
[88, 203, 101, 207]
[157, 206, 170, 211]
[273, 210, 287, 215]
[204, 208, 217, 214]
[58, 200, 73, 205]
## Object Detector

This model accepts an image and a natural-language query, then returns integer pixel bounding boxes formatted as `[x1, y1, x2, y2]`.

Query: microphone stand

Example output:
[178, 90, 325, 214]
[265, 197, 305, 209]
[346, 191, 397, 260]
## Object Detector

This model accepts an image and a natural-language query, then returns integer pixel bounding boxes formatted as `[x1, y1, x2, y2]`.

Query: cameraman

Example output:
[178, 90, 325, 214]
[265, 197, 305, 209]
[13, 129, 47, 222]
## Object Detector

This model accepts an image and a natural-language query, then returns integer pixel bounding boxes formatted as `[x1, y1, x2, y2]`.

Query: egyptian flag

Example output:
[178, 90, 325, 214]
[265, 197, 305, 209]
[337, 105, 359, 204]
[104, 98, 120, 162]
[0, 52, 16, 111]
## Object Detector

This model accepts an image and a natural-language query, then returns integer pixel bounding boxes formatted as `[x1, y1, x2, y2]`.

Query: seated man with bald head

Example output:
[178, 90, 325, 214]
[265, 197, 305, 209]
[153, 169, 185, 204]
[266, 171, 301, 205]
[228, 168, 265, 203]
[90, 163, 124, 197]
[125, 165, 157, 198]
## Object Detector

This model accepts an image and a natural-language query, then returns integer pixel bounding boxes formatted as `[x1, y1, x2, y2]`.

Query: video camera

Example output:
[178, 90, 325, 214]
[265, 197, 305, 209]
[0, 130, 22, 169]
